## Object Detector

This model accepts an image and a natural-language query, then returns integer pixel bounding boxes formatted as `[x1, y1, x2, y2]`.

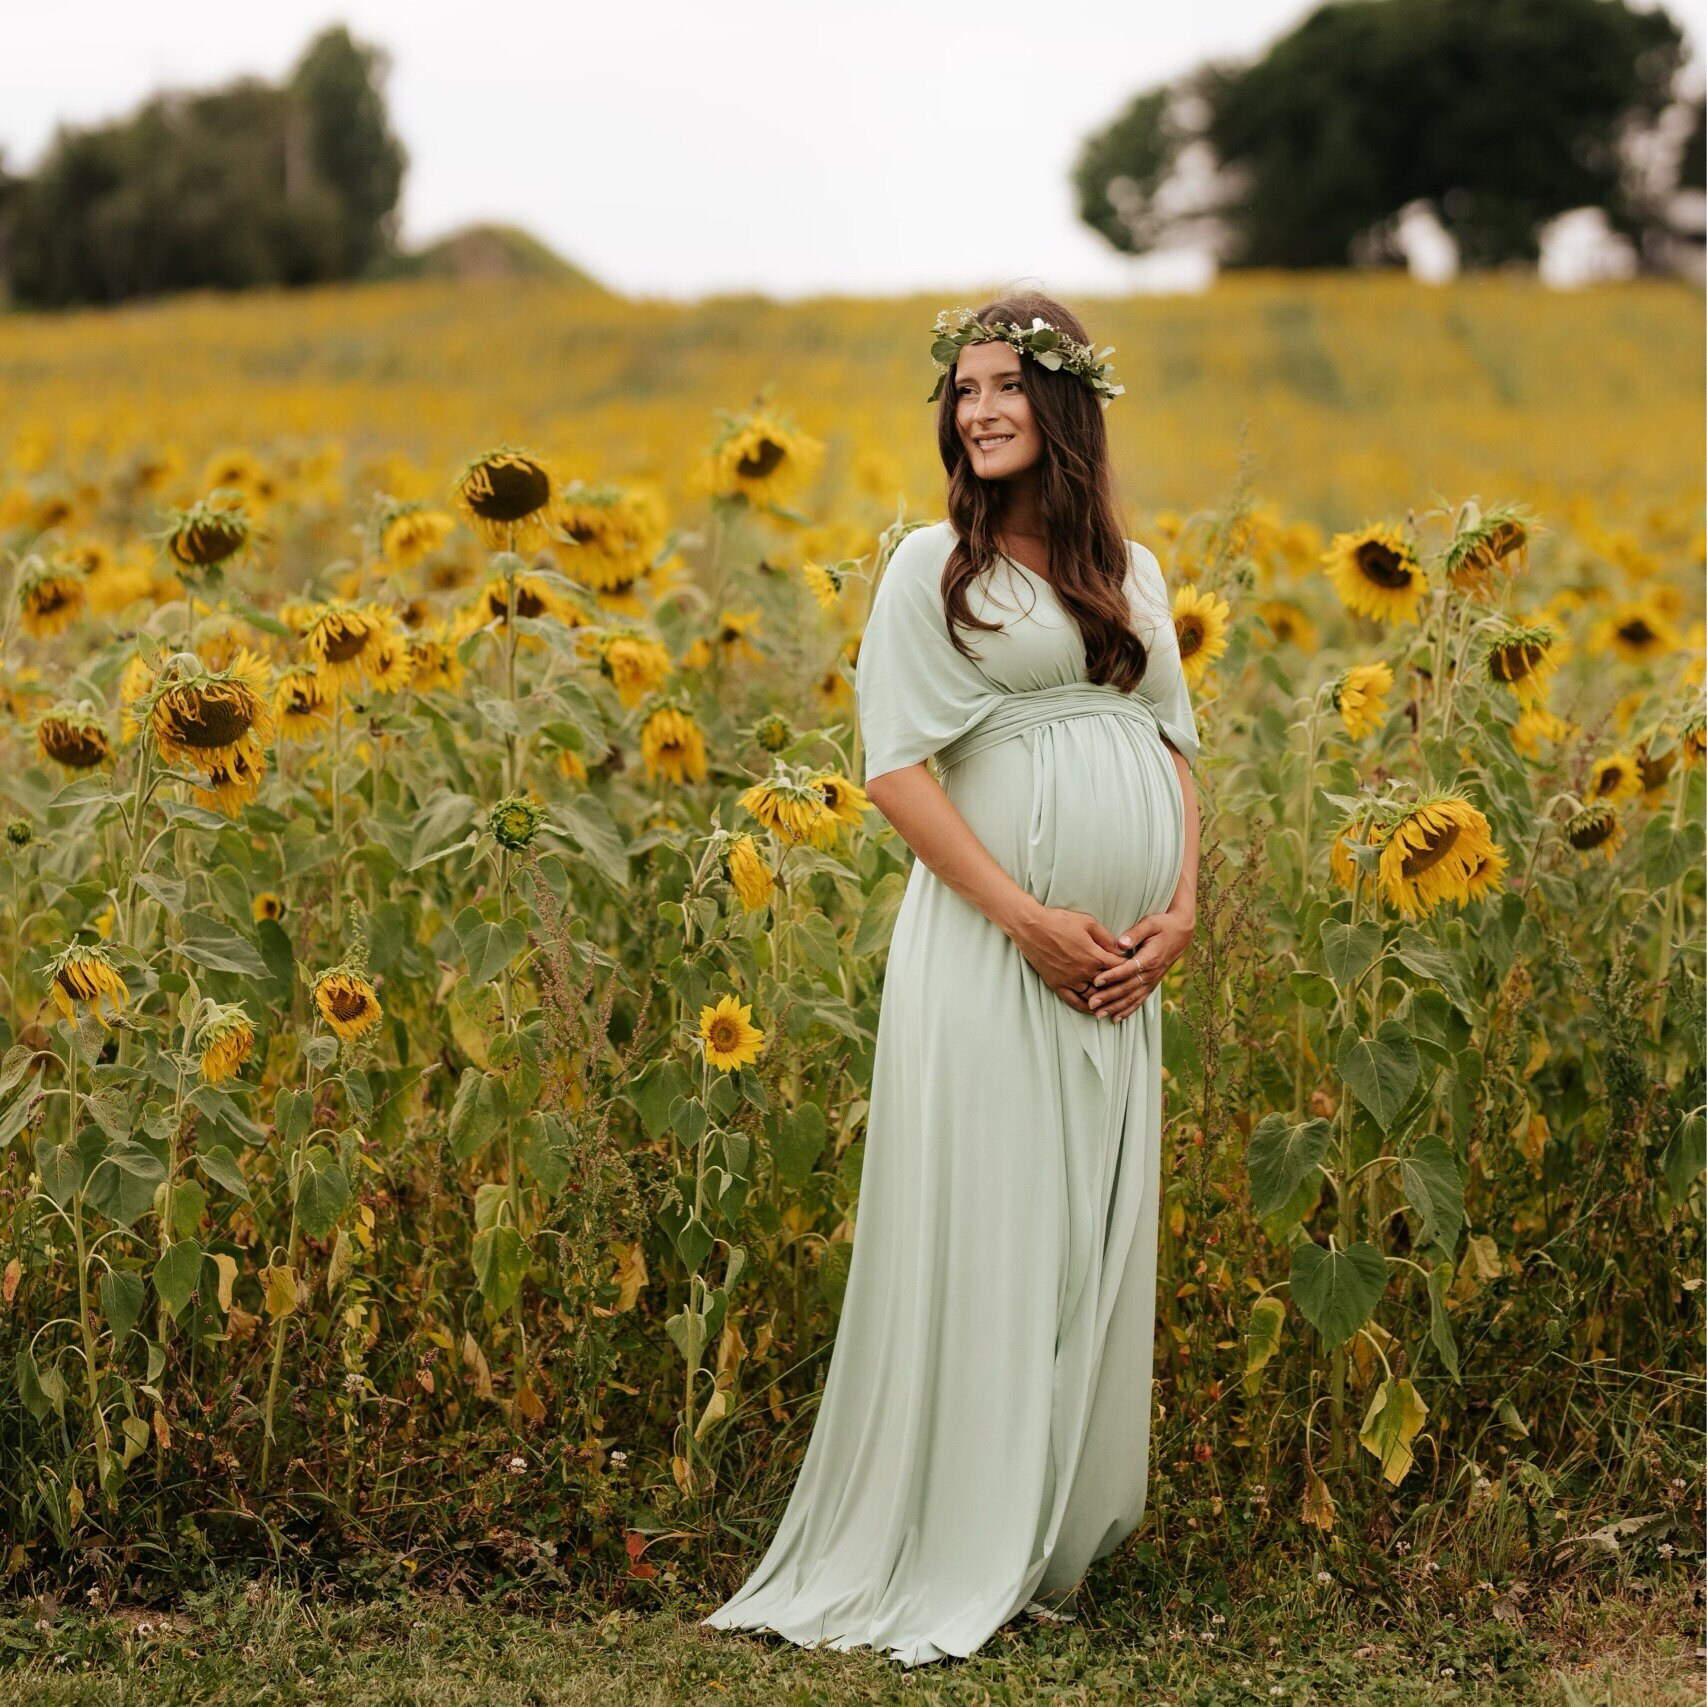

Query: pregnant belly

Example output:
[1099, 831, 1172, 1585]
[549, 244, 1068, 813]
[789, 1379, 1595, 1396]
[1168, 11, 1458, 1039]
[943, 715, 1185, 932]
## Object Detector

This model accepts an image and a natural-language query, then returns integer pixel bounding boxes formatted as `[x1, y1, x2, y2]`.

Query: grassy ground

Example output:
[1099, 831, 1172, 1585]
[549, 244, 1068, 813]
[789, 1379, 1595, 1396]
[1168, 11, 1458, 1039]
[0, 1574, 1698, 1706]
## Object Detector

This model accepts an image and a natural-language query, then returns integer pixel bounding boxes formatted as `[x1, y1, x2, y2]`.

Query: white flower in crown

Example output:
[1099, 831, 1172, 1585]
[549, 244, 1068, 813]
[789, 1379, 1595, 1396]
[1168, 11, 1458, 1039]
[926, 305, 1124, 408]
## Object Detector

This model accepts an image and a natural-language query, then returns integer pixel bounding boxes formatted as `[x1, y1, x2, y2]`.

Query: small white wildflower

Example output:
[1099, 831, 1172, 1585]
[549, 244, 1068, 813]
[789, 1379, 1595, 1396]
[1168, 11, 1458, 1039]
[507, 1454, 527, 1473]
[609, 1448, 628, 1465]
[1315, 1570, 1332, 1585]
[1212, 1612, 1226, 1624]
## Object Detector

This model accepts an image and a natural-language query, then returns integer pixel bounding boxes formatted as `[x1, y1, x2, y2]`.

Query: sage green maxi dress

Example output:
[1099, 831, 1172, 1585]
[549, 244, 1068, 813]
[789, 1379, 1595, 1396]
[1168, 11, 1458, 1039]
[702, 519, 1201, 1667]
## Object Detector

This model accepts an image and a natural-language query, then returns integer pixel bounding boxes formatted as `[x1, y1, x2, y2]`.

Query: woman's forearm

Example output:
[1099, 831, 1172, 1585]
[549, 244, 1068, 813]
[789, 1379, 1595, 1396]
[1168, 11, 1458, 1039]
[1164, 742, 1200, 922]
[865, 763, 1043, 941]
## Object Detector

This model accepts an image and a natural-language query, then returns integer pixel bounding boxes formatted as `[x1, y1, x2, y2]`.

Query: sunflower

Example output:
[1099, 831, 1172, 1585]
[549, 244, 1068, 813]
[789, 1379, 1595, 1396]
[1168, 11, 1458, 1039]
[1564, 802, 1625, 863]
[1586, 600, 1679, 665]
[1332, 661, 1394, 740]
[1585, 752, 1642, 804]
[1375, 795, 1501, 919]
[558, 747, 589, 784]
[252, 891, 285, 924]
[800, 561, 844, 609]
[1329, 815, 1386, 892]
[147, 651, 274, 776]
[698, 993, 765, 1073]
[192, 744, 266, 816]
[117, 654, 157, 743]
[304, 602, 392, 693]
[552, 479, 667, 601]
[404, 628, 466, 694]
[1259, 597, 1313, 647]
[364, 625, 414, 694]
[460, 570, 574, 637]
[273, 665, 334, 740]
[165, 496, 252, 570]
[450, 449, 557, 551]
[693, 407, 824, 510]
[37, 705, 111, 770]
[83, 545, 155, 617]
[197, 1004, 256, 1085]
[1634, 737, 1678, 800]
[1173, 584, 1230, 686]
[1483, 623, 1561, 709]
[1681, 709, 1707, 770]
[1323, 525, 1429, 625]
[313, 969, 383, 1042]
[201, 449, 264, 496]
[709, 609, 766, 667]
[17, 558, 87, 638]
[1441, 504, 1537, 598]
[1511, 704, 1573, 759]
[378, 502, 455, 572]
[738, 770, 841, 849]
[639, 705, 709, 785]
[601, 634, 673, 709]
[725, 834, 775, 913]
[753, 712, 792, 753]
[45, 941, 129, 1028]
[809, 769, 870, 836]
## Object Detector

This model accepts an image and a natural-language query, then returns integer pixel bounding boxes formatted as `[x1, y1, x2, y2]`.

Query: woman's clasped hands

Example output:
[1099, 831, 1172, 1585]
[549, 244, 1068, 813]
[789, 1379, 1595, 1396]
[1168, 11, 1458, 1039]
[1012, 902, 1194, 1022]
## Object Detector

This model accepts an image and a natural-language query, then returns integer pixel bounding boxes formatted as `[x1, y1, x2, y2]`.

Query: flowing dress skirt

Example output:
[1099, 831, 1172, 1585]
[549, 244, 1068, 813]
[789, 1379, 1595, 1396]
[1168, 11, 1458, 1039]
[702, 685, 1186, 1665]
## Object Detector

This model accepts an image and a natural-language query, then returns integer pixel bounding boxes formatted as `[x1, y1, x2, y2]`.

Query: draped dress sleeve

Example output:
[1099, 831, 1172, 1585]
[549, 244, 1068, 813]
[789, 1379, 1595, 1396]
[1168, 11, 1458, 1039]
[855, 524, 1002, 788]
[1129, 541, 1202, 774]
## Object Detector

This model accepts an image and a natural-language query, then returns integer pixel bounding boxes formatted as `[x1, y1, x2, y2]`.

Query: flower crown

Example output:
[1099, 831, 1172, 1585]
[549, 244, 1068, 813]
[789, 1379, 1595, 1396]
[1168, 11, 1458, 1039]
[926, 306, 1125, 407]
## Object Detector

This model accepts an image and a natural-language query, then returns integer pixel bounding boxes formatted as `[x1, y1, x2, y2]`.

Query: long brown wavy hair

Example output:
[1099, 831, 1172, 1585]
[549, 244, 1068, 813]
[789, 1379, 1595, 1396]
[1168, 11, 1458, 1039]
[933, 290, 1157, 692]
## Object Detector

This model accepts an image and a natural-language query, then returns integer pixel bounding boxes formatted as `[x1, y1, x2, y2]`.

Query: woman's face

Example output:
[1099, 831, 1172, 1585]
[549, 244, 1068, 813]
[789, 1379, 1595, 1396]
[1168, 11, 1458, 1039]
[952, 339, 1041, 480]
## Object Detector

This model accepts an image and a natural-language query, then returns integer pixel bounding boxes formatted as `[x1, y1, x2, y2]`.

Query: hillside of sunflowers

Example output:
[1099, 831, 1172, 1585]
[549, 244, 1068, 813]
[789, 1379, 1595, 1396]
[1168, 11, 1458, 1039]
[0, 270, 1699, 1627]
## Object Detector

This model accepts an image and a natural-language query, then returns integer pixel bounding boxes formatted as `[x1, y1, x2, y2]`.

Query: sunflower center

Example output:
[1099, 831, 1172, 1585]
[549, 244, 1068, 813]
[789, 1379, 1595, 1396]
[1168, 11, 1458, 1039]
[328, 984, 371, 1021]
[1356, 543, 1414, 589]
[709, 1018, 740, 1051]
[736, 439, 786, 478]
[167, 688, 255, 747]
[322, 623, 372, 663]
[1400, 822, 1459, 878]
[468, 460, 551, 521]
[1492, 641, 1543, 682]
[44, 724, 106, 766]
[1618, 619, 1656, 645]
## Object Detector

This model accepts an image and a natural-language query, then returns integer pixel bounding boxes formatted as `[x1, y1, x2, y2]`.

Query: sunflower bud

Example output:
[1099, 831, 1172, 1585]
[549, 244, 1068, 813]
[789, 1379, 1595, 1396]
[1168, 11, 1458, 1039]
[488, 795, 544, 851]
[6, 819, 32, 849]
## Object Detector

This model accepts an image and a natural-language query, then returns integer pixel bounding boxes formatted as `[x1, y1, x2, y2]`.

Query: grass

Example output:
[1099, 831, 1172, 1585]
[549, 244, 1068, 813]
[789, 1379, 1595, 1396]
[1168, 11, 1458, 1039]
[0, 1570, 1698, 1705]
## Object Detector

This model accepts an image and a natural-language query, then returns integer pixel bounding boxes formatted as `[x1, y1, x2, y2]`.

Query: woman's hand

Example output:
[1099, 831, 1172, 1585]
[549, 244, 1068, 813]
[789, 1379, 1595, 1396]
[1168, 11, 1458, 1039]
[1009, 905, 1128, 1013]
[1085, 906, 1195, 1021]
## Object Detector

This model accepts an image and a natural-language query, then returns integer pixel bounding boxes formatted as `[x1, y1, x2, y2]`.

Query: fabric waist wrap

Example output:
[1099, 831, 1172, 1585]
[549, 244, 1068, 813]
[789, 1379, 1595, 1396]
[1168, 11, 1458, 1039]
[934, 682, 1161, 776]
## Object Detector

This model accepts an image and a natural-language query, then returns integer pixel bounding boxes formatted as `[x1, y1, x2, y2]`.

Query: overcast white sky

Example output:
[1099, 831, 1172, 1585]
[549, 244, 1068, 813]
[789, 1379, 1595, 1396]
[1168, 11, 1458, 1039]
[2, 1, 1698, 301]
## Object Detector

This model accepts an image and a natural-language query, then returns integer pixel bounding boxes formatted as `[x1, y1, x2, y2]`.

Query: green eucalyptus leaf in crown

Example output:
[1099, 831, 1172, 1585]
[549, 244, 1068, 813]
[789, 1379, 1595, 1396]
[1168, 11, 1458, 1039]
[926, 306, 1125, 408]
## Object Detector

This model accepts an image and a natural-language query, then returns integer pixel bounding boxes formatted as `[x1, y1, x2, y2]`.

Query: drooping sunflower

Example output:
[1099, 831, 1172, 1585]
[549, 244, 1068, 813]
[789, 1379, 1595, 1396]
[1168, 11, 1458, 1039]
[1323, 525, 1429, 625]
[1328, 814, 1387, 892]
[601, 633, 673, 709]
[364, 625, 415, 694]
[800, 560, 844, 610]
[738, 770, 840, 850]
[450, 449, 558, 551]
[36, 704, 111, 770]
[1173, 584, 1231, 686]
[404, 628, 466, 694]
[1511, 704, 1574, 759]
[192, 744, 267, 816]
[252, 891, 285, 924]
[17, 557, 88, 638]
[1441, 504, 1538, 599]
[164, 496, 252, 571]
[725, 834, 776, 913]
[304, 602, 392, 693]
[377, 502, 455, 572]
[272, 665, 334, 740]
[1680, 708, 1707, 770]
[313, 968, 383, 1042]
[639, 705, 709, 785]
[1564, 802, 1625, 863]
[147, 651, 275, 776]
[708, 609, 766, 668]
[45, 941, 129, 1028]
[552, 479, 668, 604]
[1375, 795, 1502, 919]
[197, 1004, 256, 1085]
[693, 406, 824, 510]
[1332, 661, 1394, 740]
[698, 993, 765, 1073]
[1585, 751, 1642, 804]
[1483, 622, 1561, 709]
[809, 769, 870, 836]
[1633, 737, 1678, 801]
[459, 569, 575, 638]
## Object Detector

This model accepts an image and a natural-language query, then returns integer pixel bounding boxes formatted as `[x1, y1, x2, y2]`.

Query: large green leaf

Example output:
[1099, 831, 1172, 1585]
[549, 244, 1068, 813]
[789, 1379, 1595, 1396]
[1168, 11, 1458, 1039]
[100, 1268, 146, 1343]
[773, 1103, 826, 1187]
[471, 1224, 528, 1312]
[1337, 1021, 1420, 1132]
[85, 1140, 166, 1228]
[447, 1068, 507, 1162]
[454, 907, 527, 987]
[1319, 919, 1384, 988]
[293, 1145, 351, 1239]
[154, 1239, 203, 1318]
[1247, 1113, 1333, 1219]
[1401, 1135, 1464, 1254]
[1290, 1240, 1387, 1349]
[174, 912, 271, 978]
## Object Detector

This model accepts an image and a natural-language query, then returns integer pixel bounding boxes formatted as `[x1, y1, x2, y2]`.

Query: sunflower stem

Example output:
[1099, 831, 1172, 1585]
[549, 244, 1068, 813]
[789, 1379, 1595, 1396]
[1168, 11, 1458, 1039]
[67, 1043, 114, 1499]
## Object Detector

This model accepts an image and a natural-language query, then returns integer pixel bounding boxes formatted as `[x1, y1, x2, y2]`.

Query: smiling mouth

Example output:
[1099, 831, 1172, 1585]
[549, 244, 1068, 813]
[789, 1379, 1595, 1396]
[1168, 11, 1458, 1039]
[974, 435, 1014, 449]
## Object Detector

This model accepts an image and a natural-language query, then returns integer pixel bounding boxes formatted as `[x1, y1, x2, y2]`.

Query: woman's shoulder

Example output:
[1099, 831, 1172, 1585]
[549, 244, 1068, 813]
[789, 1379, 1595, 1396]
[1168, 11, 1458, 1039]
[880, 519, 955, 587]
[1123, 538, 1173, 629]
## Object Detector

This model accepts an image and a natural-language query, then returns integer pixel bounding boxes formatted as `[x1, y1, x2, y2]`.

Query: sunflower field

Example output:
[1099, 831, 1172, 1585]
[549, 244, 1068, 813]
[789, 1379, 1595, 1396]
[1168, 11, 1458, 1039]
[0, 272, 1700, 1614]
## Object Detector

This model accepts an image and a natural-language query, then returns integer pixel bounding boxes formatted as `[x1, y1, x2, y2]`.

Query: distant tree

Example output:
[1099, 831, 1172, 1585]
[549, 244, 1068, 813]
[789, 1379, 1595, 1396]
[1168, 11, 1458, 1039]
[289, 26, 408, 277]
[1074, 0, 1695, 271]
[0, 25, 405, 307]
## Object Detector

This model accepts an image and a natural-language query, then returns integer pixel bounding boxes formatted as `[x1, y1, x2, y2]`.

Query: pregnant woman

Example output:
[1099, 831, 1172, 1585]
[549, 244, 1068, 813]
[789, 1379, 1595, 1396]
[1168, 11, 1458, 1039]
[702, 292, 1203, 1666]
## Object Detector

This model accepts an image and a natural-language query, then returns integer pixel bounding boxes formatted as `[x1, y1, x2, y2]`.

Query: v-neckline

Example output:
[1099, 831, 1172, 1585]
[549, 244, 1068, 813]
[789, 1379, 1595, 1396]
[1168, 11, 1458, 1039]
[999, 551, 1054, 592]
